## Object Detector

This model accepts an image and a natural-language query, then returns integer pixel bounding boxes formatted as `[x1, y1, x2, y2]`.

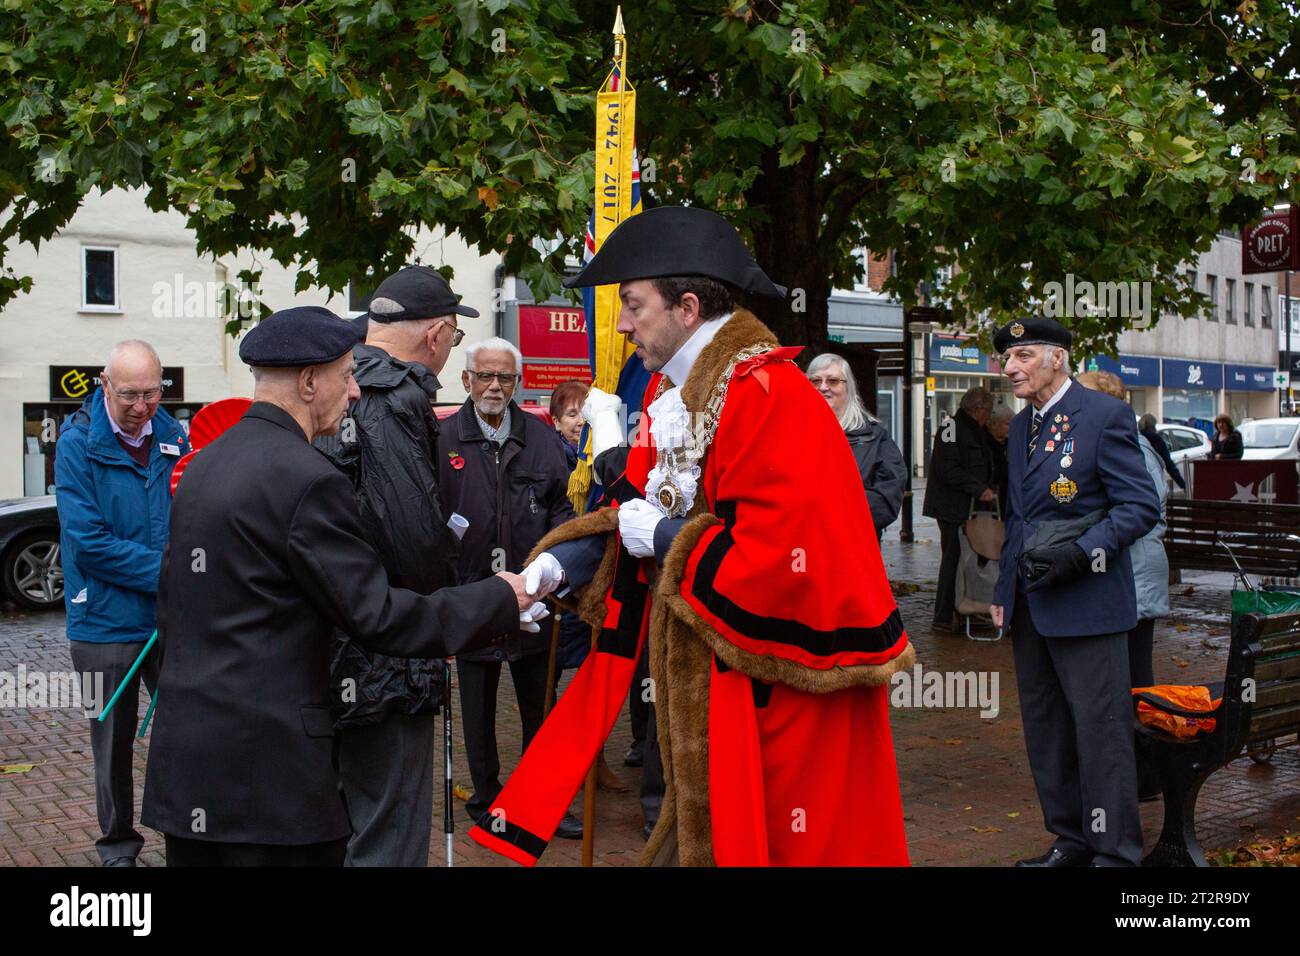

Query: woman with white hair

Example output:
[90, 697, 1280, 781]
[807, 353, 906, 540]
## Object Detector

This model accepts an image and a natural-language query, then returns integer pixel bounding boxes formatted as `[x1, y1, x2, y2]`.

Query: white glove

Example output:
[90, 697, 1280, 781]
[618, 498, 664, 559]
[518, 601, 550, 634]
[582, 386, 625, 459]
[523, 552, 565, 599]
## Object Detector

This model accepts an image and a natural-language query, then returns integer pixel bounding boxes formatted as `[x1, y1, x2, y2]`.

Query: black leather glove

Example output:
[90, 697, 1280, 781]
[1021, 543, 1091, 593]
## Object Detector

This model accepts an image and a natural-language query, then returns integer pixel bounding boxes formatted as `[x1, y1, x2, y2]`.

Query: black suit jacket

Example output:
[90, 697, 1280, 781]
[921, 408, 993, 523]
[141, 402, 517, 845]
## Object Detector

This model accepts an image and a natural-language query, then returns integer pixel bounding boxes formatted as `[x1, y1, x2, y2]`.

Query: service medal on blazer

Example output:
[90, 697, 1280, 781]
[1049, 473, 1079, 503]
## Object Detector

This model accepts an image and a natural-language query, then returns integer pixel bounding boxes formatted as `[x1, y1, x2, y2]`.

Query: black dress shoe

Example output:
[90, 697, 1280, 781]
[554, 812, 583, 840]
[103, 856, 136, 868]
[1015, 845, 1092, 867]
[623, 745, 644, 767]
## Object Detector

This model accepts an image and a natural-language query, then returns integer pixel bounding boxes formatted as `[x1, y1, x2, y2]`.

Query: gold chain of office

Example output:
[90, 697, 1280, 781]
[651, 343, 771, 516]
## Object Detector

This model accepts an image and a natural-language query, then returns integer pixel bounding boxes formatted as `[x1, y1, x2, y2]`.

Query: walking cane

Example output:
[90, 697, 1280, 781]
[443, 658, 454, 867]
[543, 602, 561, 717]
[581, 620, 600, 867]
[97, 629, 157, 722]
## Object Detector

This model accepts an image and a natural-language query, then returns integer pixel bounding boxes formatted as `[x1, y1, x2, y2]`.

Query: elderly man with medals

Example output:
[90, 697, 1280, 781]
[468, 206, 913, 867]
[989, 316, 1159, 868]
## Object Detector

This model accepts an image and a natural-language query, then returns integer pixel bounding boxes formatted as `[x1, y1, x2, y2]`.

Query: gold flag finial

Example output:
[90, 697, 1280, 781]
[613, 5, 625, 35]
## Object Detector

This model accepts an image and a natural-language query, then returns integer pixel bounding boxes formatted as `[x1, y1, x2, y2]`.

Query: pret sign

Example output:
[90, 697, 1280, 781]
[1242, 207, 1300, 274]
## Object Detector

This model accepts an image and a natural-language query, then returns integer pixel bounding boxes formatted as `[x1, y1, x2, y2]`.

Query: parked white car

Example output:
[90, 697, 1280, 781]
[1155, 423, 1212, 467]
[1240, 418, 1300, 460]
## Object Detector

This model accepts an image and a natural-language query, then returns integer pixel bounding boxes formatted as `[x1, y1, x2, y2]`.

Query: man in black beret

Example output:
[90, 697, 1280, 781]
[989, 316, 1159, 867]
[141, 306, 538, 866]
[313, 268, 479, 866]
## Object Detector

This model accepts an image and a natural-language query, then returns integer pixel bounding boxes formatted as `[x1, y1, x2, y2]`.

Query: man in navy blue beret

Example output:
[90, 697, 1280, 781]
[989, 315, 1159, 868]
[142, 306, 538, 866]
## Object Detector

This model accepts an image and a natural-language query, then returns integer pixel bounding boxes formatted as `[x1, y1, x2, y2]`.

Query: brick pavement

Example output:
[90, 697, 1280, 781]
[3, 495, 1297, 867]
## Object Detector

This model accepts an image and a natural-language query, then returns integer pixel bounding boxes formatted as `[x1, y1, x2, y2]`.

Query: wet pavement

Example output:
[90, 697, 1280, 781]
[2, 492, 1296, 867]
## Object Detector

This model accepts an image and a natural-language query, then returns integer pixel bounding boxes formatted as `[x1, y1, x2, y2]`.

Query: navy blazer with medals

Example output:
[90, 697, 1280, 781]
[993, 379, 1159, 637]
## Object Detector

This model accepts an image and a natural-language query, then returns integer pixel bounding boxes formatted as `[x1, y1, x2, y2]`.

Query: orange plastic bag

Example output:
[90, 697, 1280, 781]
[1132, 685, 1221, 739]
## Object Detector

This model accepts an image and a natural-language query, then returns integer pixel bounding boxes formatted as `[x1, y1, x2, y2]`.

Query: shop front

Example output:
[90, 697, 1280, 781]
[929, 333, 1015, 424]
[1088, 354, 1160, 417]
[1162, 358, 1222, 430]
[1222, 363, 1277, 424]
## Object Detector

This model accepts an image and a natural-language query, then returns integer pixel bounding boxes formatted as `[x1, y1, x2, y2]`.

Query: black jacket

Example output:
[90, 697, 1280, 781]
[844, 420, 906, 534]
[922, 408, 994, 523]
[1211, 429, 1243, 460]
[437, 400, 576, 662]
[1141, 427, 1187, 490]
[314, 344, 456, 729]
[141, 402, 517, 845]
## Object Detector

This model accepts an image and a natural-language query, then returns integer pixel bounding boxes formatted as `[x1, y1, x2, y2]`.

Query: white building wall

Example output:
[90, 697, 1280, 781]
[0, 189, 505, 497]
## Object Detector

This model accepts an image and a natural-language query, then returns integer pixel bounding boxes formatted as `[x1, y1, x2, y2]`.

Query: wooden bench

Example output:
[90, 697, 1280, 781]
[1136, 608, 1300, 866]
[1164, 499, 1300, 578]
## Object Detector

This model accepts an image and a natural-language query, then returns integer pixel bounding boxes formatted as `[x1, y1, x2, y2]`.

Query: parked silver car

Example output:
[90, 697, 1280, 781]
[0, 495, 62, 610]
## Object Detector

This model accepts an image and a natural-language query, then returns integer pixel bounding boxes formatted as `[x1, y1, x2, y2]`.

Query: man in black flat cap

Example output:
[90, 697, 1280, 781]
[141, 306, 539, 866]
[988, 316, 1158, 867]
[314, 267, 478, 866]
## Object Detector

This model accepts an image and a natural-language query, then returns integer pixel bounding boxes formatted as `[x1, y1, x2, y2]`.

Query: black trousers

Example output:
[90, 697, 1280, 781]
[70, 639, 161, 865]
[1011, 587, 1142, 866]
[458, 653, 550, 819]
[1126, 618, 1161, 796]
[628, 641, 650, 750]
[164, 834, 346, 867]
[933, 519, 963, 624]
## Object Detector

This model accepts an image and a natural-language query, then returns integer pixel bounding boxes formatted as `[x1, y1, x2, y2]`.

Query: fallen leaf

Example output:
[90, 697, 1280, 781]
[0, 763, 34, 775]
[1181, 586, 1196, 596]
[970, 825, 1002, 834]
[1172, 656, 1191, 668]
[963, 805, 973, 811]
[452, 784, 471, 801]
[1007, 812, 1021, 818]
[944, 738, 963, 745]
[1174, 622, 1190, 632]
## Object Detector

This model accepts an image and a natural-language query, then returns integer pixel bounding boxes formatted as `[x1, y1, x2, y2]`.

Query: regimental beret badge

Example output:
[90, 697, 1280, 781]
[1010, 322, 1025, 338]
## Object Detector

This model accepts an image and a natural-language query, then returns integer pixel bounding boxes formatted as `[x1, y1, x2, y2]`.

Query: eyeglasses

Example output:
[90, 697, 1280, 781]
[436, 321, 465, 346]
[808, 377, 845, 388]
[106, 379, 162, 405]
[469, 371, 518, 387]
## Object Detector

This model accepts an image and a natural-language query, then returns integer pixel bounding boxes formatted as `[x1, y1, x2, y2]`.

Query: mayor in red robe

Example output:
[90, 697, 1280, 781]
[469, 206, 913, 866]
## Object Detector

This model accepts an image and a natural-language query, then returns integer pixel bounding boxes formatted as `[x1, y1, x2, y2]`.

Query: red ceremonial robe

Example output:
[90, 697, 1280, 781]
[469, 310, 913, 866]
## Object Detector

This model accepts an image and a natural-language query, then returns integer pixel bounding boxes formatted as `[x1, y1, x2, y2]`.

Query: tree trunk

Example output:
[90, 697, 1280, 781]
[745, 144, 831, 362]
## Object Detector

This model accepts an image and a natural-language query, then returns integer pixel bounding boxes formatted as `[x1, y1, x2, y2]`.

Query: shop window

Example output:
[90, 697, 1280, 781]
[81, 246, 119, 311]
[1163, 388, 1216, 424]
[1261, 287, 1272, 329]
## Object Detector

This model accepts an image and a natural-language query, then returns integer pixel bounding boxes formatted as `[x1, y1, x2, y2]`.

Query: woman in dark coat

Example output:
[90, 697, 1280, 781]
[548, 380, 591, 673]
[1210, 414, 1243, 459]
[806, 353, 906, 541]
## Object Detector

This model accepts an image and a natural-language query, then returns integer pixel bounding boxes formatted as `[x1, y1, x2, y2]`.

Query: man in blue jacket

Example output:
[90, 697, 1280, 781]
[989, 318, 1158, 868]
[54, 340, 189, 867]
